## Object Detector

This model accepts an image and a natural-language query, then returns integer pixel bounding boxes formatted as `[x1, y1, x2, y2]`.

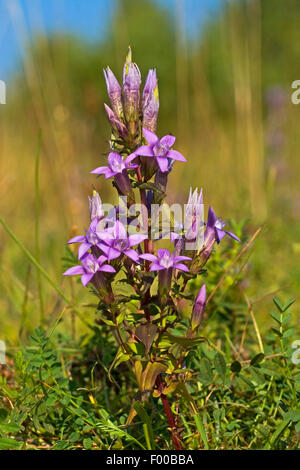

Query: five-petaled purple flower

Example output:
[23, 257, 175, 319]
[98, 221, 147, 263]
[127, 128, 186, 173]
[140, 249, 191, 272]
[91, 152, 138, 198]
[63, 254, 116, 287]
[67, 219, 103, 260]
[205, 207, 240, 245]
[91, 152, 138, 179]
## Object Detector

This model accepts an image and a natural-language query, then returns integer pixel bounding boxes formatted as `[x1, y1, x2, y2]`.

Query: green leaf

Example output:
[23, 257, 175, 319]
[69, 431, 80, 442]
[0, 423, 21, 433]
[250, 353, 265, 366]
[83, 438, 93, 450]
[0, 438, 22, 450]
[52, 440, 71, 450]
[268, 420, 291, 448]
[284, 411, 300, 422]
[143, 362, 167, 391]
[158, 333, 206, 349]
[135, 324, 158, 355]
[133, 401, 155, 450]
[194, 414, 209, 450]
[273, 297, 284, 312]
[282, 298, 295, 312]
[214, 353, 226, 381]
[270, 311, 281, 325]
[199, 357, 214, 384]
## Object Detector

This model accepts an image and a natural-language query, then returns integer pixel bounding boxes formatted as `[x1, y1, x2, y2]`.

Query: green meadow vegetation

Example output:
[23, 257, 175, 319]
[0, 0, 299, 450]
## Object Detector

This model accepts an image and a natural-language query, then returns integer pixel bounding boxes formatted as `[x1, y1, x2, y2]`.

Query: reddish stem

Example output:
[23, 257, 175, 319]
[156, 375, 182, 450]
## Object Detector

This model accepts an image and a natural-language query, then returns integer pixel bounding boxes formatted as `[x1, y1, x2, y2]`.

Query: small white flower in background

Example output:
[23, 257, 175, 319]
[0, 340, 6, 365]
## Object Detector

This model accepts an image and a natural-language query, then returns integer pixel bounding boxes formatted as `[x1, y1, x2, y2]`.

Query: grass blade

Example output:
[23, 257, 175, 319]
[194, 413, 209, 450]
[34, 130, 44, 326]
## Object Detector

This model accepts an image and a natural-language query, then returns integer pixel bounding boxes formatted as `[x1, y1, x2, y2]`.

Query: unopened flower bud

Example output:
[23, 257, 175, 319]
[122, 47, 141, 129]
[142, 69, 159, 132]
[104, 103, 128, 139]
[103, 67, 123, 118]
[191, 284, 206, 331]
[88, 190, 104, 221]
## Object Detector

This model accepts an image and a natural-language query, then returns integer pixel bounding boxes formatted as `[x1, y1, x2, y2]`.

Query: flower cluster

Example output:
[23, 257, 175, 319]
[63, 49, 241, 450]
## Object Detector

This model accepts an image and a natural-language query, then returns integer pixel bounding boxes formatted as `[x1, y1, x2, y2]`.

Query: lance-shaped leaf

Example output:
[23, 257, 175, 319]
[143, 362, 167, 391]
[157, 333, 206, 349]
[108, 347, 130, 383]
[135, 324, 158, 355]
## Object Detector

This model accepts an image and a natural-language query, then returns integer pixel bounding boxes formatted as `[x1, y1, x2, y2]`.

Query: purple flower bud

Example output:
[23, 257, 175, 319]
[104, 103, 128, 139]
[191, 285, 206, 331]
[142, 69, 159, 132]
[103, 67, 123, 118]
[122, 47, 141, 125]
[88, 190, 104, 221]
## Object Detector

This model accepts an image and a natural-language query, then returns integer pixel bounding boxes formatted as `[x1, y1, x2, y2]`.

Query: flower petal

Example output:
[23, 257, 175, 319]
[156, 156, 169, 172]
[67, 235, 86, 244]
[160, 135, 176, 148]
[225, 230, 241, 242]
[125, 152, 139, 165]
[150, 263, 165, 271]
[124, 248, 140, 263]
[97, 255, 108, 265]
[107, 247, 122, 261]
[167, 149, 186, 162]
[135, 145, 154, 157]
[157, 248, 170, 258]
[143, 128, 159, 146]
[81, 273, 94, 286]
[63, 266, 84, 276]
[215, 228, 226, 244]
[207, 206, 217, 228]
[139, 253, 158, 262]
[128, 233, 148, 247]
[174, 263, 189, 272]
[173, 255, 192, 262]
[99, 264, 116, 273]
[90, 166, 109, 175]
[78, 243, 91, 259]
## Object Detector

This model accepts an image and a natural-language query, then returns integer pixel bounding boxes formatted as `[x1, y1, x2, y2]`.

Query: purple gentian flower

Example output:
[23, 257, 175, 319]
[142, 69, 159, 133]
[191, 284, 207, 331]
[98, 221, 147, 263]
[67, 219, 103, 259]
[140, 249, 191, 301]
[91, 152, 137, 179]
[91, 152, 138, 198]
[205, 207, 240, 244]
[140, 249, 191, 273]
[63, 254, 116, 287]
[127, 128, 186, 173]
[103, 67, 123, 118]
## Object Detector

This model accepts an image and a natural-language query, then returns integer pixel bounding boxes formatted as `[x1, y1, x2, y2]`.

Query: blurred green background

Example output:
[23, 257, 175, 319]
[0, 0, 300, 341]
